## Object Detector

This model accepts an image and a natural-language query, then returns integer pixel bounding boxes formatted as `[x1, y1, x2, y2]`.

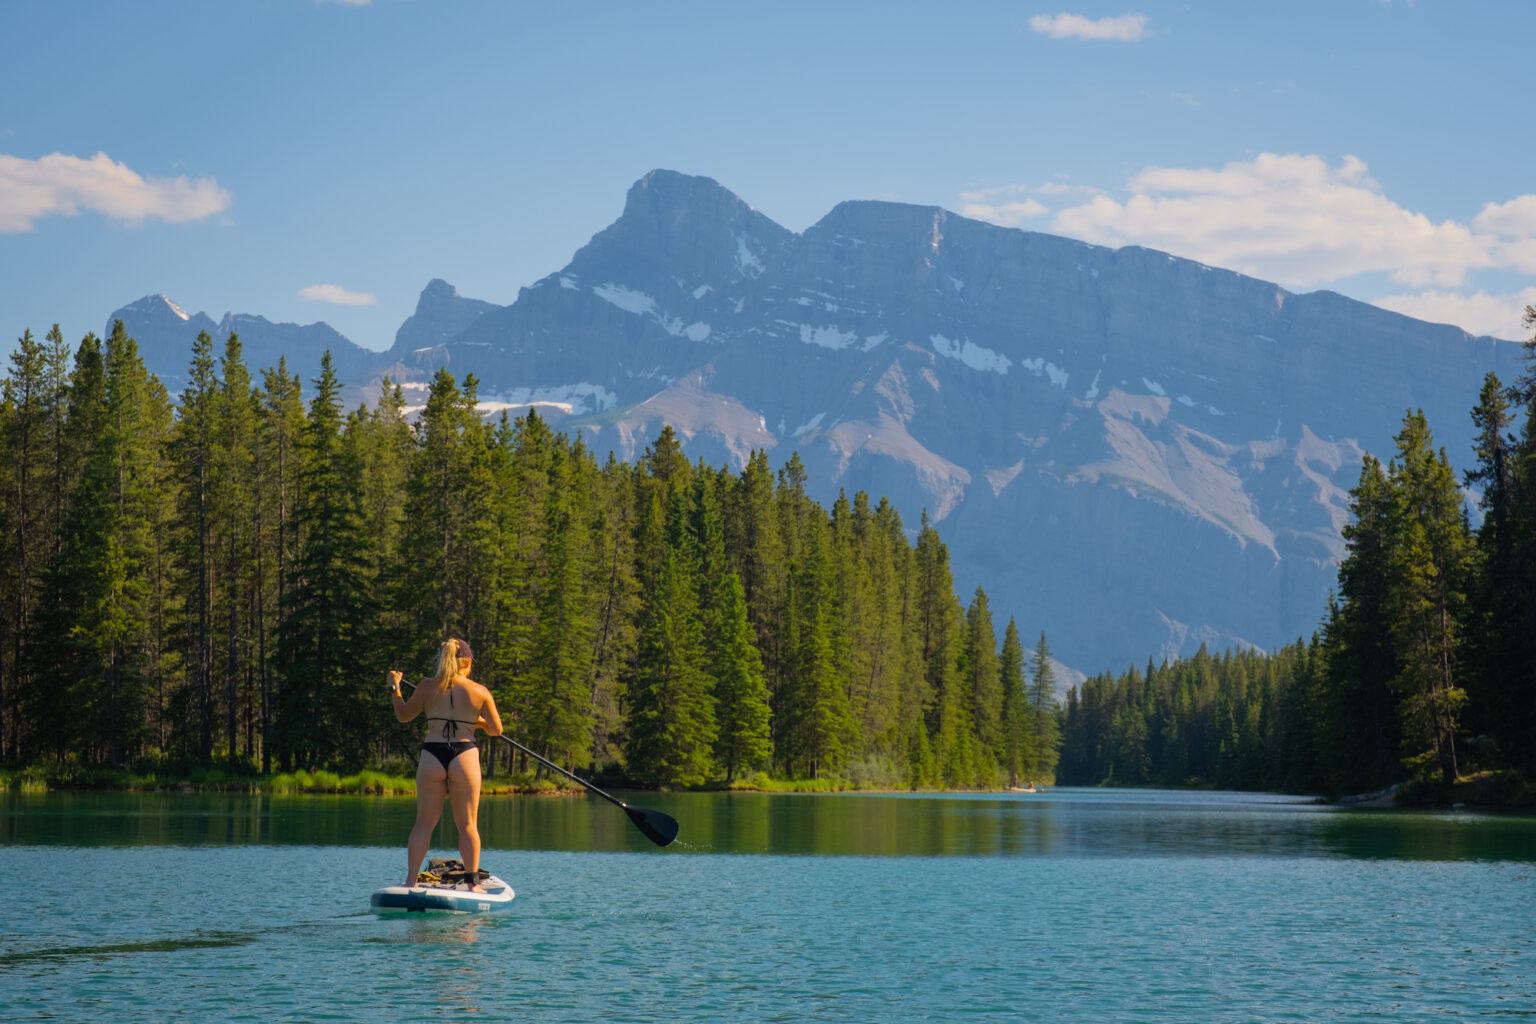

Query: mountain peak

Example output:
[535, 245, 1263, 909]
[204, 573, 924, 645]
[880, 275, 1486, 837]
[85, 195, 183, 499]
[623, 169, 750, 220]
[390, 279, 498, 356]
[121, 293, 195, 323]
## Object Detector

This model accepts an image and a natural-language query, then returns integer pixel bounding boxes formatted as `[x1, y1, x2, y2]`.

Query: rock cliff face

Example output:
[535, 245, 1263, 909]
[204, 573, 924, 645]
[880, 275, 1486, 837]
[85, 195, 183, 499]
[387, 278, 499, 363]
[110, 170, 1529, 675]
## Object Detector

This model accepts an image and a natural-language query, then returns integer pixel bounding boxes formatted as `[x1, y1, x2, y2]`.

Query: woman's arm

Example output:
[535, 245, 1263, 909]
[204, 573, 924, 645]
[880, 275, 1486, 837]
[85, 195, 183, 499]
[475, 685, 504, 737]
[389, 670, 424, 722]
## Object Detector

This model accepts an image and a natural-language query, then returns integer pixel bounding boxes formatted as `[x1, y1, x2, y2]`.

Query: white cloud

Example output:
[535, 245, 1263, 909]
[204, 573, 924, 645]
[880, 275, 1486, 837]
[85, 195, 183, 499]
[0, 151, 230, 233]
[1474, 195, 1536, 236]
[961, 198, 1048, 227]
[298, 283, 377, 306]
[960, 153, 1536, 339]
[1029, 12, 1149, 41]
[317, 0, 371, 6]
[1049, 153, 1502, 289]
[1372, 287, 1536, 341]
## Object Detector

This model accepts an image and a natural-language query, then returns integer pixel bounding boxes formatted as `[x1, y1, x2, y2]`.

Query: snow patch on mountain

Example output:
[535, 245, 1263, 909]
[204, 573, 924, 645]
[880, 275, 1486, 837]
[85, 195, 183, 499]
[467, 383, 619, 417]
[793, 412, 826, 438]
[1020, 357, 1069, 388]
[736, 236, 764, 278]
[799, 324, 859, 350]
[930, 334, 1011, 374]
[594, 283, 656, 315]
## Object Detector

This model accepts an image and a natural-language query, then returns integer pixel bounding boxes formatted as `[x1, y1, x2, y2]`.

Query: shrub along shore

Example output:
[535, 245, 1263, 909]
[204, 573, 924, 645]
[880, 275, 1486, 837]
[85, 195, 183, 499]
[0, 764, 890, 796]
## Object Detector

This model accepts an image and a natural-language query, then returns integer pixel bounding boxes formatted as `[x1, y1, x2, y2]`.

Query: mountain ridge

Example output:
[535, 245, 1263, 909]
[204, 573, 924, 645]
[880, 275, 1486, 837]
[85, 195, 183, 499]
[105, 169, 1528, 674]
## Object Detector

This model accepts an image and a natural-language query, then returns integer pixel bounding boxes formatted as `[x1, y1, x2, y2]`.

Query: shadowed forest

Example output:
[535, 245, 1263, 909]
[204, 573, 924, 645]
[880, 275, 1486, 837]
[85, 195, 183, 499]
[0, 322, 1058, 790]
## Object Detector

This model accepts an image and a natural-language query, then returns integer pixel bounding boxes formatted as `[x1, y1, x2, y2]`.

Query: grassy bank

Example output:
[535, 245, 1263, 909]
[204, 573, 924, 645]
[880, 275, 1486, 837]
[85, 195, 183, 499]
[0, 764, 593, 796]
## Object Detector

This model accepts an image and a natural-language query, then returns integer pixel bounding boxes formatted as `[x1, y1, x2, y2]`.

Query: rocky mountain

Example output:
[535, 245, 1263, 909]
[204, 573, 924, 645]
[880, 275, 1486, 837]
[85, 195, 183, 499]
[107, 294, 380, 394]
[111, 170, 1529, 676]
[385, 278, 499, 363]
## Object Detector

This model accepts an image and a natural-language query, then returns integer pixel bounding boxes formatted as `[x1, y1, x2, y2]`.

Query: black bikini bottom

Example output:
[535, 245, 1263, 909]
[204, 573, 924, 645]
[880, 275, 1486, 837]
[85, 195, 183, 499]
[421, 740, 477, 770]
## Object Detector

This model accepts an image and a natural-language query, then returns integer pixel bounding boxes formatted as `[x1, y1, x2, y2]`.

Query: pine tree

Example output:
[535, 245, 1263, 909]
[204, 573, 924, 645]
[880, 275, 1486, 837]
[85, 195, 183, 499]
[169, 330, 219, 763]
[1322, 454, 1402, 792]
[999, 619, 1028, 786]
[1463, 373, 1524, 758]
[213, 334, 257, 760]
[1387, 410, 1474, 783]
[961, 587, 1002, 778]
[625, 548, 716, 787]
[252, 360, 305, 773]
[915, 513, 968, 785]
[1028, 632, 1061, 782]
[1, 329, 51, 760]
[584, 451, 639, 768]
[527, 444, 598, 767]
[712, 572, 772, 780]
[275, 352, 376, 769]
[44, 323, 164, 765]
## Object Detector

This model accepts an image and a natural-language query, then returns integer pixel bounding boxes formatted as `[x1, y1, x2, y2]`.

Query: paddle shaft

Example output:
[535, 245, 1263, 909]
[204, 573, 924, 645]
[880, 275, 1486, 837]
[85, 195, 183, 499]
[496, 733, 636, 811]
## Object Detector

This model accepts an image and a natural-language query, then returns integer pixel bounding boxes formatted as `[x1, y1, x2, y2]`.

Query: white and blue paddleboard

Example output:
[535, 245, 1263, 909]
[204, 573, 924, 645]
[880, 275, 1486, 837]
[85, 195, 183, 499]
[371, 858, 515, 914]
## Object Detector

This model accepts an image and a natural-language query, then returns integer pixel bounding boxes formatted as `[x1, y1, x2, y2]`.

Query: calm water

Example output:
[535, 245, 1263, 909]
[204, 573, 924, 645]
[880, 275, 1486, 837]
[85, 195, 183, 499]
[1, 788, 1532, 1022]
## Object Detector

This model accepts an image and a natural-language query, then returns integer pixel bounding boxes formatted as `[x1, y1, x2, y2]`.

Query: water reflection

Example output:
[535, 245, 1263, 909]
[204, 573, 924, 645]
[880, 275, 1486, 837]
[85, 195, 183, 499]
[3, 788, 1533, 862]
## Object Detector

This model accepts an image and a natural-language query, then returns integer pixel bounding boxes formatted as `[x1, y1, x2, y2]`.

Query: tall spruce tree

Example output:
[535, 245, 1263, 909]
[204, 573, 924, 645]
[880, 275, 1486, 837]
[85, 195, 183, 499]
[625, 545, 716, 787]
[1387, 410, 1474, 783]
[252, 360, 304, 772]
[961, 587, 1003, 776]
[169, 330, 219, 762]
[998, 618, 1028, 787]
[275, 353, 375, 769]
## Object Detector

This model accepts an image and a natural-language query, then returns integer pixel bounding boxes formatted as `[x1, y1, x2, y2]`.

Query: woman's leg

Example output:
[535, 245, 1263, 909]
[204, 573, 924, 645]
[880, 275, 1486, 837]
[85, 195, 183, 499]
[406, 753, 448, 885]
[447, 748, 484, 891]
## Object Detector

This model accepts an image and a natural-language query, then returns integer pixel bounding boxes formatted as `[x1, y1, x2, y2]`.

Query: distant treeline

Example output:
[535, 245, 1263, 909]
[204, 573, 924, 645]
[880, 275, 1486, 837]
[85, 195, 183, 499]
[0, 322, 1060, 788]
[1061, 319, 1536, 797]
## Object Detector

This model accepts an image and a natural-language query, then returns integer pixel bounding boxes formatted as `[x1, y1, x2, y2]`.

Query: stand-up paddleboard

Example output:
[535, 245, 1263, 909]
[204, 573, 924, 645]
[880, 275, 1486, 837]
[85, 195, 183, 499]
[371, 858, 515, 914]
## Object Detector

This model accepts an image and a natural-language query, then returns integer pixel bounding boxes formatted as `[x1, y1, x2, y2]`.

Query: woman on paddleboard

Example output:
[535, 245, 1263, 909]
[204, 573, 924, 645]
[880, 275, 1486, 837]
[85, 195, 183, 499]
[389, 638, 503, 893]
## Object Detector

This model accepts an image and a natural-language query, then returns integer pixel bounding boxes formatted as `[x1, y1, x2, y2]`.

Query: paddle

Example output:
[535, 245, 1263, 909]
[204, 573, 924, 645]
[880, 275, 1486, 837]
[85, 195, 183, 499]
[496, 733, 679, 848]
[397, 677, 678, 847]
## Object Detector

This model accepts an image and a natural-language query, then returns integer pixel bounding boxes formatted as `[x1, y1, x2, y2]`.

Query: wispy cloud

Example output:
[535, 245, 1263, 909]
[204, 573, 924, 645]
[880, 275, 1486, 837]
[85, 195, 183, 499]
[1050, 153, 1498, 289]
[316, 0, 372, 6]
[1373, 287, 1536, 341]
[298, 283, 377, 306]
[0, 151, 230, 233]
[960, 198, 1048, 227]
[962, 153, 1536, 340]
[1029, 12, 1149, 41]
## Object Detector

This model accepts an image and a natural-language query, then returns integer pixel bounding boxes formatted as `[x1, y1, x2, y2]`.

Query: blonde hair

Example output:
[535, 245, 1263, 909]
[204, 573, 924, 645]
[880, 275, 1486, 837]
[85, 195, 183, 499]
[429, 638, 470, 695]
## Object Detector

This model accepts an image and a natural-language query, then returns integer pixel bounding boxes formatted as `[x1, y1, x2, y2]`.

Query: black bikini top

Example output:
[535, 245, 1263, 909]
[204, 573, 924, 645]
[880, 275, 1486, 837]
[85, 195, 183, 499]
[424, 681, 477, 739]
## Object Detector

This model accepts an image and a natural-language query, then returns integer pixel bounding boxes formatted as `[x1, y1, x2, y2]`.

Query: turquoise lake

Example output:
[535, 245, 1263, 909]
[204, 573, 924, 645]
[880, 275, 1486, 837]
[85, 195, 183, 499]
[1, 788, 1532, 1022]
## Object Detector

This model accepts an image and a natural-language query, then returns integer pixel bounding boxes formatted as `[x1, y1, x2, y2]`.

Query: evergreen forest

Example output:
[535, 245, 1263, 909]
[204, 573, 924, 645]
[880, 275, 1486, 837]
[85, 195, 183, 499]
[5, 315, 1533, 801]
[1059, 315, 1536, 800]
[0, 322, 1061, 789]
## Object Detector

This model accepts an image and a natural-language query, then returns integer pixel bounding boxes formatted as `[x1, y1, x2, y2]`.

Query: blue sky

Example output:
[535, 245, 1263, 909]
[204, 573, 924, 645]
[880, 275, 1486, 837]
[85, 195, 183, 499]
[3, 0, 1534, 355]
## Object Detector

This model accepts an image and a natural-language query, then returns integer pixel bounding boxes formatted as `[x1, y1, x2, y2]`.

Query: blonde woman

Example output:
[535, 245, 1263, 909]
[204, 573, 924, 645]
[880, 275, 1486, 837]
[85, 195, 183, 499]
[389, 638, 503, 892]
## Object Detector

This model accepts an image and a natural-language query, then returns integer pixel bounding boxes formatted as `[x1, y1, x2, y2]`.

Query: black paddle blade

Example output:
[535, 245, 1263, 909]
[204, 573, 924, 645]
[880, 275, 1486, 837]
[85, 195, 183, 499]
[625, 805, 679, 847]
